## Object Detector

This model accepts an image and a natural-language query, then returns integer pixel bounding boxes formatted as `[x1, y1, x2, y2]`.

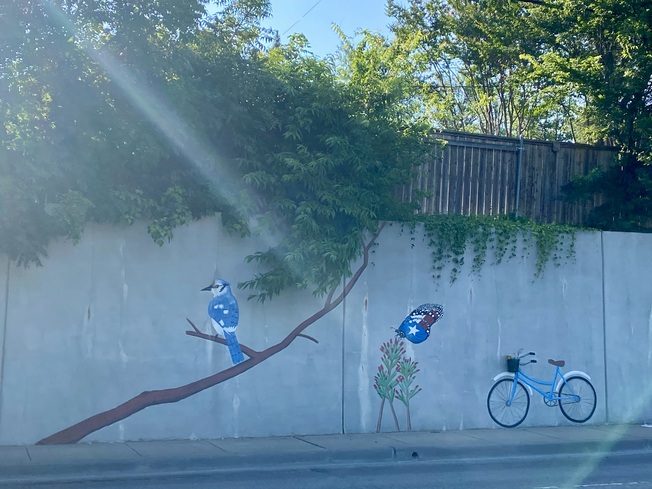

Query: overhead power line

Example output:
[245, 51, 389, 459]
[281, 0, 324, 36]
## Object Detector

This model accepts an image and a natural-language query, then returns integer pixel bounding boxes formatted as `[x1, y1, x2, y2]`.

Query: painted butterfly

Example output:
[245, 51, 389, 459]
[395, 303, 444, 344]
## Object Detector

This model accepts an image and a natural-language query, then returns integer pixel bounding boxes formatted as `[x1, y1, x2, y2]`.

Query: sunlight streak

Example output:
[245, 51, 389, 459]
[39, 0, 247, 220]
[561, 381, 652, 489]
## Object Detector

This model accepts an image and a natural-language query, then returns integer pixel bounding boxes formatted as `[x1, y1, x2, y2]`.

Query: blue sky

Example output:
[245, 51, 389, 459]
[263, 0, 395, 58]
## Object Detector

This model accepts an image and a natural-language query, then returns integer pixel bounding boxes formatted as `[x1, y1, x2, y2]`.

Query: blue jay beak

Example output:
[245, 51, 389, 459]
[201, 285, 213, 291]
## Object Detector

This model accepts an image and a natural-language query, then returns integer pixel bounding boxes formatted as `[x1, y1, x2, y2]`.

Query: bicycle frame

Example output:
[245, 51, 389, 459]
[508, 366, 579, 405]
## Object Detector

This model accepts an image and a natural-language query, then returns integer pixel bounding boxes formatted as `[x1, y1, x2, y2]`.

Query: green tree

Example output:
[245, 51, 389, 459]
[1, 0, 428, 288]
[230, 34, 429, 300]
[527, 0, 652, 230]
[387, 0, 581, 139]
[0, 0, 215, 263]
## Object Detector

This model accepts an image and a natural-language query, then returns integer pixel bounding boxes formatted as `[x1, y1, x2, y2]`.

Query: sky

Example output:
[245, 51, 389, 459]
[262, 0, 396, 58]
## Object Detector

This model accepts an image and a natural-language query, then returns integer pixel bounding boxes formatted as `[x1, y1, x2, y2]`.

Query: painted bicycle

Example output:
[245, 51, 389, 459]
[487, 350, 597, 428]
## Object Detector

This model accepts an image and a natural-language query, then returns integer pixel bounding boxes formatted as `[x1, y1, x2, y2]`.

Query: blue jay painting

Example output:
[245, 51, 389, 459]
[202, 279, 245, 364]
[395, 303, 444, 344]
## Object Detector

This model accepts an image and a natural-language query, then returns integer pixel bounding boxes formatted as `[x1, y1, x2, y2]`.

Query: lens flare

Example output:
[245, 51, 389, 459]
[39, 1, 249, 212]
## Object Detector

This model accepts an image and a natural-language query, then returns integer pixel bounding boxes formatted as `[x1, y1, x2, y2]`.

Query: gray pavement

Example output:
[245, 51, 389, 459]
[1, 424, 652, 486]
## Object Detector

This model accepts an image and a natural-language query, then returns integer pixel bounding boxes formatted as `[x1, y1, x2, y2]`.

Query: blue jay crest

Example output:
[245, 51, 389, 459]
[395, 303, 444, 344]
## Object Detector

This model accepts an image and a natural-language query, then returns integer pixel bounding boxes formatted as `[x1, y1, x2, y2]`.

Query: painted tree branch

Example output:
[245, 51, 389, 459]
[325, 284, 337, 307]
[297, 333, 319, 343]
[36, 223, 385, 445]
[184, 318, 319, 352]
[184, 318, 260, 358]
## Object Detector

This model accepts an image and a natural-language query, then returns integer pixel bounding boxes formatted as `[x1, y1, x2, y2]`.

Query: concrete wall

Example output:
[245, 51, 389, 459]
[0, 217, 649, 445]
[343, 225, 607, 432]
[0, 220, 342, 445]
[0, 254, 9, 434]
[602, 232, 652, 424]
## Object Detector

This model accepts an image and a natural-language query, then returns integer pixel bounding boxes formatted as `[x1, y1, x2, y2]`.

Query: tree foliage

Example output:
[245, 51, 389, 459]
[0, 0, 214, 263]
[0, 0, 428, 300]
[386, 0, 582, 139]
[527, 0, 652, 230]
[3, 0, 649, 306]
[235, 34, 431, 300]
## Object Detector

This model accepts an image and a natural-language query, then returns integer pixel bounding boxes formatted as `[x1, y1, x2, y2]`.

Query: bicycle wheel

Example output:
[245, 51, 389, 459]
[487, 378, 530, 428]
[558, 376, 597, 423]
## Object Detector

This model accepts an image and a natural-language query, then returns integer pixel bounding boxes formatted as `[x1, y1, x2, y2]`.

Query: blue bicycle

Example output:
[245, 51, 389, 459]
[487, 350, 597, 428]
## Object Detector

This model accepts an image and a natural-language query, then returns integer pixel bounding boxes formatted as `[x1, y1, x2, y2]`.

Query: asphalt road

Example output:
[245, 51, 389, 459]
[12, 451, 652, 489]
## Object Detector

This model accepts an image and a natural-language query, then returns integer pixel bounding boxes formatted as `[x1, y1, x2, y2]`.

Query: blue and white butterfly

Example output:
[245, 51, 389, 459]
[395, 303, 444, 344]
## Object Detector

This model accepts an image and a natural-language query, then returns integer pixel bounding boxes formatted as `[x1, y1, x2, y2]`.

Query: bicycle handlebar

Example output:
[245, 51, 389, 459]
[519, 359, 537, 367]
[518, 351, 536, 359]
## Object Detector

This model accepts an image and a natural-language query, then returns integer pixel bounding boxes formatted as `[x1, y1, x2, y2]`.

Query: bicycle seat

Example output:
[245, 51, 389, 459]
[548, 359, 565, 367]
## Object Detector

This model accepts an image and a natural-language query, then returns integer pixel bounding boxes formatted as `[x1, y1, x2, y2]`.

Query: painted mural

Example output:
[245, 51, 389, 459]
[36, 225, 385, 445]
[394, 303, 444, 344]
[374, 304, 444, 432]
[202, 279, 244, 364]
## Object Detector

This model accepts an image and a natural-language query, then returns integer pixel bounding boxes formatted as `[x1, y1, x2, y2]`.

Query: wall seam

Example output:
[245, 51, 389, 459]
[0, 258, 11, 428]
[601, 231, 609, 423]
[341, 276, 346, 434]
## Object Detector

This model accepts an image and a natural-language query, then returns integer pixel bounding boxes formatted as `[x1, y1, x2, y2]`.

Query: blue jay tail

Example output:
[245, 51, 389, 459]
[224, 331, 245, 364]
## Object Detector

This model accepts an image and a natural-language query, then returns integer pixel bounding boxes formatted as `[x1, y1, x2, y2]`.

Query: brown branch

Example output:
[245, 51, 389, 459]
[186, 318, 201, 334]
[36, 224, 385, 445]
[325, 283, 337, 307]
[297, 333, 318, 344]
[184, 318, 259, 358]
[185, 321, 318, 347]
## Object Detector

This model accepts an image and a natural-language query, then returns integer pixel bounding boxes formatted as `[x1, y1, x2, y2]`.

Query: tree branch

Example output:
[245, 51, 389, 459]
[186, 318, 201, 334]
[325, 284, 337, 307]
[184, 318, 260, 359]
[184, 319, 318, 350]
[297, 333, 319, 343]
[36, 224, 385, 445]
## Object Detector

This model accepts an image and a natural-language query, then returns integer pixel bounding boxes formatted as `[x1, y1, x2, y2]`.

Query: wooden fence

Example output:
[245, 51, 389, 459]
[399, 131, 620, 226]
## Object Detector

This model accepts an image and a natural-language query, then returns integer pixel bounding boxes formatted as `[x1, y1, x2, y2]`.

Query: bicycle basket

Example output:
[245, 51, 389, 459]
[506, 358, 520, 373]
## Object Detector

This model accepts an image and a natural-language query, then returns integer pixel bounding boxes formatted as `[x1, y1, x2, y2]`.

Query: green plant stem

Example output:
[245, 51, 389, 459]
[406, 399, 411, 431]
[389, 400, 400, 431]
[376, 398, 385, 433]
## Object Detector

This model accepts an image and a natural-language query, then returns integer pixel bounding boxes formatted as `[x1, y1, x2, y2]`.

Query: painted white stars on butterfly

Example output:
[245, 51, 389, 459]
[395, 304, 444, 344]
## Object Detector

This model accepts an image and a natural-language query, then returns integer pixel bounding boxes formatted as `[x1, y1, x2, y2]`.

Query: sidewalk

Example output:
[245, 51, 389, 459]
[1, 424, 652, 485]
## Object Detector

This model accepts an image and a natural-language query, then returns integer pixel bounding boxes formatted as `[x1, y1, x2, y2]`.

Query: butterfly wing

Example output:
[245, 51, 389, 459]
[395, 303, 444, 344]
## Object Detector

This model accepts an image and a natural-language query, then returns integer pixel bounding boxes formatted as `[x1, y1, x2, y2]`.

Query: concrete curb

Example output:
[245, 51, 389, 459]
[1, 425, 652, 485]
